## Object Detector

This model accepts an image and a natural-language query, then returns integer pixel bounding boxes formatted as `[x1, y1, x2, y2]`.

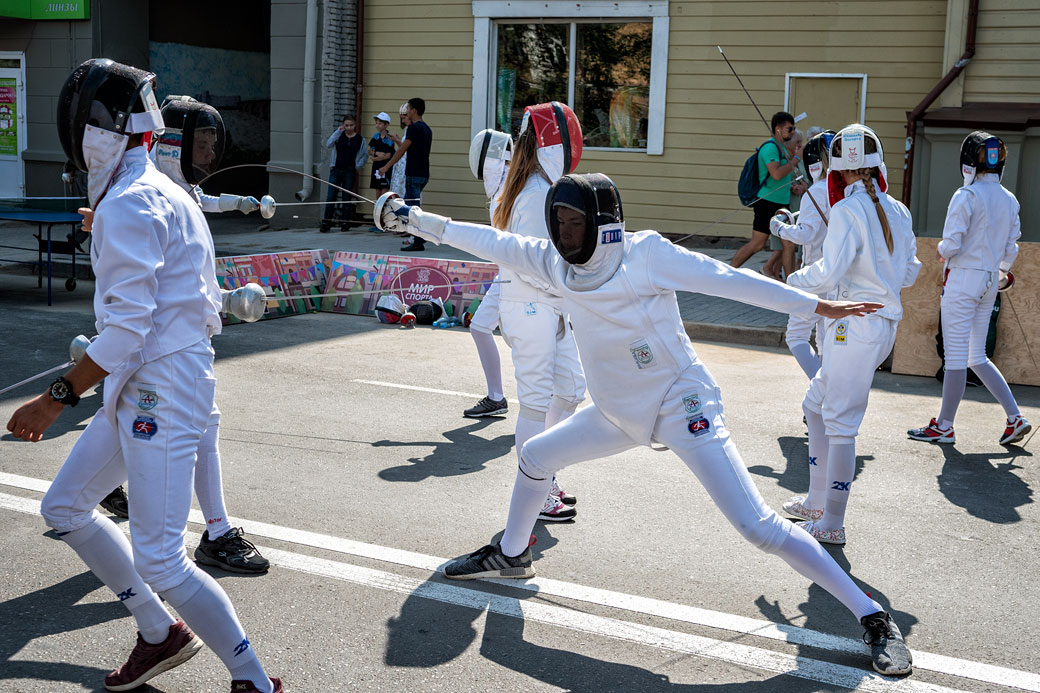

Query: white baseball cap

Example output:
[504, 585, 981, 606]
[374, 112, 392, 123]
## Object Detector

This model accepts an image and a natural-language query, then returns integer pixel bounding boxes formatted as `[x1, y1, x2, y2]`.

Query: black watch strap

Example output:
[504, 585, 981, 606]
[49, 376, 80, 407]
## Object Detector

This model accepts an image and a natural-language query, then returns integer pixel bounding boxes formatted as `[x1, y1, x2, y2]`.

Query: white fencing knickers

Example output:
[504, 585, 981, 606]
[803, 314, 898, 441]
[41, 339, 220, 593]
[941, 267, 999, 370]
[498, 298, 585, 420]
[785, 312, 823, 350]
[468, 276, 501, 334]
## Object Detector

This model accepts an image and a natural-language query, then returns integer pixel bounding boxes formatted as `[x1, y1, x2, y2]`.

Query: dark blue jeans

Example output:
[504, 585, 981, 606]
[404, 175, 428, 205]
[324, 167, 356, 225]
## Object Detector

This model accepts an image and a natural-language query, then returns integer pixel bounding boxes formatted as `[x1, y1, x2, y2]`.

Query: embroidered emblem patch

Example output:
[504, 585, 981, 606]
[682, 393, 702, 414]
[132, 416, 158, 440]
[687, 416, 711, 437]
[525, 302, 537, 316]
[137, 389, 159, 410]
[629, 340, 655, 369]
[834, 321, 848, 345]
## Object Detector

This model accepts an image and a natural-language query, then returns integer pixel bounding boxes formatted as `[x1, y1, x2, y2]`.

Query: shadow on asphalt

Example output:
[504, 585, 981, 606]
[374, 418, 515, 482]
[937, 445, 1033, 523]
[747, 436, 871, 495]
[0, 570, 168, 692]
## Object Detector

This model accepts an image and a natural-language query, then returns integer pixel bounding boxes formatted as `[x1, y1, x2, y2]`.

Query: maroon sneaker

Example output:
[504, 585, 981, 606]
[232, 676, 284, 692]
[104, 620, 203, 691]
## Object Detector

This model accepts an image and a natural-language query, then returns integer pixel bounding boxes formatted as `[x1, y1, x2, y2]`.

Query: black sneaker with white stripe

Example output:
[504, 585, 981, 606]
[860, 611, 912, 676]
[464, 396, 508, 418]
[443, 542, 534, 580]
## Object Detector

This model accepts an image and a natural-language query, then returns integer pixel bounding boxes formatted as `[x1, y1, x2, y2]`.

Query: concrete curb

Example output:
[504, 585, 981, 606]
[683, 320, 786, 348]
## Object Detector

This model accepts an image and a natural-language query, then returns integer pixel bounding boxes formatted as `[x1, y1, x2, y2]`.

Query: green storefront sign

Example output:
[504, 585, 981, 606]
[0, 77, 16, 157]
[0, 0, 89, 20]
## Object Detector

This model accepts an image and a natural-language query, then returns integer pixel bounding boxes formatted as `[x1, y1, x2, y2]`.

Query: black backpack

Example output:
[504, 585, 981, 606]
[737, 139, 784, 207]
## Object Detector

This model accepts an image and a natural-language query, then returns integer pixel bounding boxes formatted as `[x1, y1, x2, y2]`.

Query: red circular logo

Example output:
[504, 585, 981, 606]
[390, 265, 453, 305]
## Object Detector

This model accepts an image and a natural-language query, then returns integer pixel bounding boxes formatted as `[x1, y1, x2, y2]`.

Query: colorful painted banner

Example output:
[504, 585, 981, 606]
[215, 249, 331, 325]
[0, 78, 17, 157]
[321, 252, 499, 318]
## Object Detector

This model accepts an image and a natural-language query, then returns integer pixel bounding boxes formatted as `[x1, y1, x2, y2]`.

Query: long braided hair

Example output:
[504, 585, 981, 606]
[834, 135, 893, 253]
[492, 127, 551, 230]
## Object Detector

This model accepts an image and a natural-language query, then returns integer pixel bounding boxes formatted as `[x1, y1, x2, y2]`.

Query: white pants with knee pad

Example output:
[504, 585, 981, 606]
[521, 370, 792, 553]
[941, 267, 999, 370]
[468, 277, 501, 334]
[803, 314, 897, 441]
[498, 298, 585, 419]
[43, 340, 219, 593]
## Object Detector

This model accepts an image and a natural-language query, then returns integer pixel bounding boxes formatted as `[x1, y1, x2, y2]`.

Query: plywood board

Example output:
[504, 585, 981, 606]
[892, 239, 1040, 386]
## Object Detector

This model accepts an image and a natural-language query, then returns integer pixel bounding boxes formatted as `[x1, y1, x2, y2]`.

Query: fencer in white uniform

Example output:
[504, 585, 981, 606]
[376, 171, 913, 677]
[462, 129, 511, 418]
[908, 131, 1031, 446]
[488, 102, 588, 519]
[770, 129, 834, 378]
[784, 125, 921, 546]
[6, 59, 281, 693]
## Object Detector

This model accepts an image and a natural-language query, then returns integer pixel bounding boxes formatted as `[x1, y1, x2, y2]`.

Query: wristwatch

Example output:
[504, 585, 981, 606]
[48, 376, 80, 407]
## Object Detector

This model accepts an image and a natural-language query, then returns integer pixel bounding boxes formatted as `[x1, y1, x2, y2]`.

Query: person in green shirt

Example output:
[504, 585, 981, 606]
[731, 111, 803, 270]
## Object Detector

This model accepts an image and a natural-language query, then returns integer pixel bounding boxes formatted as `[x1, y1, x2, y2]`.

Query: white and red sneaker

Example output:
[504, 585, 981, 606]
[537, 494, 576, 522]
[549, 476, 576, 506]
[907, 418, 955, 444]
[781, 496, 823, 522]
[796, 521, 846, 546]
[1000, 415, 1032, 445]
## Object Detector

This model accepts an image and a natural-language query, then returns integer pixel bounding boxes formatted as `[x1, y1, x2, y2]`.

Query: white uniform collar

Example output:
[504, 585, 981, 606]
[843, 180, 867, 198]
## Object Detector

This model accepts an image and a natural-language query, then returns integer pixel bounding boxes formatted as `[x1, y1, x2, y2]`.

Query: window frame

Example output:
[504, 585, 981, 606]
[472, 1, 669, 155]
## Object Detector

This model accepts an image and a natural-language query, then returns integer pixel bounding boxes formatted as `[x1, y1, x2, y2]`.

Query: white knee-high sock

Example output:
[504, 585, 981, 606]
[938, 368, 967, 430]
[472, 329, 504, 401]
[972, 359, 1021, 419]
[59, 514, 175, 644]
[194, 424, 231, 538]
[819, 440, 855, 531]
[161, 565, 272, 692]
[803, 407, 829, 510]
[500, 466, 554, 558]
[790, 343, 821, 379]
[776, 526, 883, 620]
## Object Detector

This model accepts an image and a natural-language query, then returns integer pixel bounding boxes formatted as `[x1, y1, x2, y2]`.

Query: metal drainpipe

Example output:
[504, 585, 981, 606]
[296, 0, 319, 201]
[355, 0, 364, 125]
[902, 0, 979, 206]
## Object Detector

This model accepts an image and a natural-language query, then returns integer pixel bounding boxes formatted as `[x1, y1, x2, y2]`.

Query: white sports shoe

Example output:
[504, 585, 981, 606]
[796, 520, 846, 546]
[782, 496, 823, 522]
[1000, 415, 1031, 446]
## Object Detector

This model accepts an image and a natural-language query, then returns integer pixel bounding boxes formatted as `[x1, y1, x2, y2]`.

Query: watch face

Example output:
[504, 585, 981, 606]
[51, 380, 69, 400]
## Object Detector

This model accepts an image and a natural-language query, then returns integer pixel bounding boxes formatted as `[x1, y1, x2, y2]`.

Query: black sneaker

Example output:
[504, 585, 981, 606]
[860, 611, 912, 676]
[194, 528, 270, 574]
[99, 486, 130, 518]
[464, 396, 508, 418]
[401, 242, 425, 252]
[444, 542, 534, 580]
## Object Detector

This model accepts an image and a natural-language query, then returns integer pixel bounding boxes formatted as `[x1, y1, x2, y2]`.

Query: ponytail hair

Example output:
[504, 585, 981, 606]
[492, 127, 550, 230]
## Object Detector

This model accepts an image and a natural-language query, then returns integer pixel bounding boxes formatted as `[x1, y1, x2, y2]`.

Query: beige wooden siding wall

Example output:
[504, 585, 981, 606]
[363, 0, 948, 238]
[962, 0, 1040, 102]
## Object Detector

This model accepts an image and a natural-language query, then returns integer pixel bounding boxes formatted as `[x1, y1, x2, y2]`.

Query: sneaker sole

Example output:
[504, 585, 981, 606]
[537, 512, 576, 522]
[444, 565, 535, 580]
[1000, 423, 1031, 445]
[194, 548, 270, 575]
[873, 660, 913, 676]
[906, 434, 955, 444]
[105, 636, 203, 691]
[463, 408, 508, 418]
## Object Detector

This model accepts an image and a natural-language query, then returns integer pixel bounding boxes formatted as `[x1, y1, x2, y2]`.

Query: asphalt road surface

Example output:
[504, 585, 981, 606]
[1, 303, 1037, 692]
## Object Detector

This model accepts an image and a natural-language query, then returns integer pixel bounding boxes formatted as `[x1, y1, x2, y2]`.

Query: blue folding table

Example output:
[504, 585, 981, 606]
[0, 198, 86, 306]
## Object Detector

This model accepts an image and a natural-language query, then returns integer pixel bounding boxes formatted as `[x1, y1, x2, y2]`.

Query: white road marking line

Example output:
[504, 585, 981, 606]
[351, 378, 519, 404]
[2, 475, 1037, 692]
[0, 491, 969, 693]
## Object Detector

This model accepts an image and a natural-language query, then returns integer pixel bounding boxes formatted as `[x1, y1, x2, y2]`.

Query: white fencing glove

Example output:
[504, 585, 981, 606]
[218, 194, 261, 214]
[221, 282, 268, 322]
[69, 334, 97, 363]
[768, 208, 798, 235]
[374, 192, 449, 244]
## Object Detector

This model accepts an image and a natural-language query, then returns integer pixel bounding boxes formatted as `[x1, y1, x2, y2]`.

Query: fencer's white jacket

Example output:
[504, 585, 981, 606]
[436, 222, 819, 444]
[937, 173, 1020, 272]
[775, 178, 830, 269]
[87, 146, 223, 420]
[497, 174, 558, 301]
[787, 181, 921, 321]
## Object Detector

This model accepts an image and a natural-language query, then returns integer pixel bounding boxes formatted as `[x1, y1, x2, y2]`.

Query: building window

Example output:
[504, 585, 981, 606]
[472, 1, 668, 155]
[494, 21, 651, 150]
